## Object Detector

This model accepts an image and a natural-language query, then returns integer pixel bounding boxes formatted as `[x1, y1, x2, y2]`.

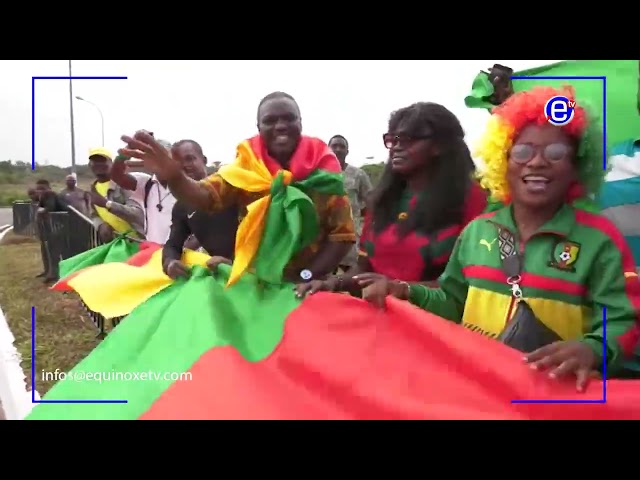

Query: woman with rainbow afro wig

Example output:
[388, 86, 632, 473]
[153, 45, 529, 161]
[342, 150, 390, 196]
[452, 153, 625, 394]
[362, 85, 640, 389]
[477, 85, 604, 208]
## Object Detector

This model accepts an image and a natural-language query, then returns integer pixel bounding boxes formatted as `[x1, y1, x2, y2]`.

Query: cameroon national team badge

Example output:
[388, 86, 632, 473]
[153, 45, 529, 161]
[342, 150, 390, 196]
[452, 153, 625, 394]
[549, 240, 581, 272]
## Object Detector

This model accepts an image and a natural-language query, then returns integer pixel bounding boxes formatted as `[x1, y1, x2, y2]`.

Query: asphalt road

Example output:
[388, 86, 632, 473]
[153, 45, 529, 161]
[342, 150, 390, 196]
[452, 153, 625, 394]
[0, 208, 11, 227]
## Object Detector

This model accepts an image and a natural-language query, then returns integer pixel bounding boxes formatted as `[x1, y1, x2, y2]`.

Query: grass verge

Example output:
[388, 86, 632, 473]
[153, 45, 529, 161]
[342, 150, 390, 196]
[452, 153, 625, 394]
[0, 231, 100, 394]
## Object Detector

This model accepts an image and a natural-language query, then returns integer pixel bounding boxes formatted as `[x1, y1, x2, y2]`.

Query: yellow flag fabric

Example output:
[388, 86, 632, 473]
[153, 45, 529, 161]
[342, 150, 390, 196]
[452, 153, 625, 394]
[94, 181, 134, 234]
[65, 248, 211, 319]
[217, 140, 292, 287]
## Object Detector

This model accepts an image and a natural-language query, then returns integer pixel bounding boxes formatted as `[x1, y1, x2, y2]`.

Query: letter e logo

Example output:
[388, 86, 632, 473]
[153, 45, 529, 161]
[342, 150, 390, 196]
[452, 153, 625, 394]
[545, 96, 576, 126]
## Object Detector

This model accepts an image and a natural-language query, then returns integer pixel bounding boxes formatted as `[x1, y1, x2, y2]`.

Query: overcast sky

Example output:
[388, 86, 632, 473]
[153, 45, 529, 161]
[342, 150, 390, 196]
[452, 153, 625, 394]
[0, 60, 561, 168]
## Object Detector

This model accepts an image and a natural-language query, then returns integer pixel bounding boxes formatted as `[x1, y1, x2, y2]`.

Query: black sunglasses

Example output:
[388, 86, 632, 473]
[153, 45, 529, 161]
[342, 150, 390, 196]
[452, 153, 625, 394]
[509, 143, 573, 164]
[383, 133, 431, 149]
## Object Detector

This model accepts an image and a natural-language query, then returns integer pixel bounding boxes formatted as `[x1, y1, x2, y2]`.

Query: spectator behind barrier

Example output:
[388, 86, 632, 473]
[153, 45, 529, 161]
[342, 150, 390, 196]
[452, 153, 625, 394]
[59, 174, 90, 216]
[34, 178, 69, 283]
[86, 147, 145, 243]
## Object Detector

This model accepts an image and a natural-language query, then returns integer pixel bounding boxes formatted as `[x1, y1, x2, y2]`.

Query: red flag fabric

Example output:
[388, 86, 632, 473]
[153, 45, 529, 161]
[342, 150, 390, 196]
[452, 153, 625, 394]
[142, 294, 640, 420]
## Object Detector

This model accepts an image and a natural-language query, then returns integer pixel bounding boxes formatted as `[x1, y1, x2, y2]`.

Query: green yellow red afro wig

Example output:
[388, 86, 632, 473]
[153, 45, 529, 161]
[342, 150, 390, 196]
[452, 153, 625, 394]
[474, 85, 606, 204]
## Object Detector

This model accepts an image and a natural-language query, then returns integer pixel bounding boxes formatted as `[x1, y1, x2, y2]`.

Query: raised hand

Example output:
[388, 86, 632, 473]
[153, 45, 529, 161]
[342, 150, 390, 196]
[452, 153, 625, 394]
[119, 130, 181, 180]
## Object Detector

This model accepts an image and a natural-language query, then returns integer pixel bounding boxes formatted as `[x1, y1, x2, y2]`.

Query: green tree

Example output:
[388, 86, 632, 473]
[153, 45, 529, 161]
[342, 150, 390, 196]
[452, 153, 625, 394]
[0, 160, 95, 206]
[361, 162, 385, 187]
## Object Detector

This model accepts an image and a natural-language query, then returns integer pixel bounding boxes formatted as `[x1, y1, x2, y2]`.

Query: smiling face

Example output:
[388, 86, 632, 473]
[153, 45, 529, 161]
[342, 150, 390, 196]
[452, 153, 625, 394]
[171, 141, 208, 181]
[257, 96, 302, 165]
[506, 123, 577, 210]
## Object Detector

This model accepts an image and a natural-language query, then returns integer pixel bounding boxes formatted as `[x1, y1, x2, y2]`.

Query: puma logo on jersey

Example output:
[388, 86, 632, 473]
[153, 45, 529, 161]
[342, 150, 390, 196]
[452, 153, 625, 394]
[479, 238, 497, 251]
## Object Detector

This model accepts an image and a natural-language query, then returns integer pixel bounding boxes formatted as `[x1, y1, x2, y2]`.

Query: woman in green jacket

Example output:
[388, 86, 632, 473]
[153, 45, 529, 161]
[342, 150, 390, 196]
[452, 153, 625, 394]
[360, 86, 640, 391]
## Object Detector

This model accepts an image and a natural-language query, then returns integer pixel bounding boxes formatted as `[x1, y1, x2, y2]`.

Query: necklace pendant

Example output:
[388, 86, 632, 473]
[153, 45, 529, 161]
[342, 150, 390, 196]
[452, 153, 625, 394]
[156, 204, 163, 212]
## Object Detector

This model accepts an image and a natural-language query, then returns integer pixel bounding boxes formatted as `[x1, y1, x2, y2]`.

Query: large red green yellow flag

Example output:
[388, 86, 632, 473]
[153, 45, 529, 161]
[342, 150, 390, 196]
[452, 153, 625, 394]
[465, 60, 640, 151]
[27, 262, 640, 420]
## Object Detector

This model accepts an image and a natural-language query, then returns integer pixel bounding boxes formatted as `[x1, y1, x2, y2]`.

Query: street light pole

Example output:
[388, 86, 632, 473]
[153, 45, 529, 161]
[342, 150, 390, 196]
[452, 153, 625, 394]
[68, 60, 77, 173]
[75, 96, 105, 147]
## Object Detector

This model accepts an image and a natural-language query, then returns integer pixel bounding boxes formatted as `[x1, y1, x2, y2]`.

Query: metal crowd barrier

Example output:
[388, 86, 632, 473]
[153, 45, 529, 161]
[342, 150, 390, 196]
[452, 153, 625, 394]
[12, 201, 37, 237]
[11, 201, 126, 337]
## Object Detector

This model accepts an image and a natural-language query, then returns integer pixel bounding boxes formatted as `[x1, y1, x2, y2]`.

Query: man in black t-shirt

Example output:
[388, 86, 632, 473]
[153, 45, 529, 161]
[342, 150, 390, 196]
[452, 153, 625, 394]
[34, 179, 69, 282]
[161, 140, 238, 279]
[36, 179, 69, 213]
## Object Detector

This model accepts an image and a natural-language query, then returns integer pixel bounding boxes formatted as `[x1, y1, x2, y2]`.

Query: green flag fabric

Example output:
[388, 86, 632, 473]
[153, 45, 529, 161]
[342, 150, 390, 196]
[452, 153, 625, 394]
[28, 264, 300, 420]
[465, 60, 640, 151]
[58, 236, 141, 279]
[254, 169, 345, 284]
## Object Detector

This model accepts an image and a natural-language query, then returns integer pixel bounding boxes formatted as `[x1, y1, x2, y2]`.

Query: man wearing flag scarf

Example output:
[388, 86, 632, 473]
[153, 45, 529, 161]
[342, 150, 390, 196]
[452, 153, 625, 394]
[52, 92, 355, 318]
[120, 91, 356, 288]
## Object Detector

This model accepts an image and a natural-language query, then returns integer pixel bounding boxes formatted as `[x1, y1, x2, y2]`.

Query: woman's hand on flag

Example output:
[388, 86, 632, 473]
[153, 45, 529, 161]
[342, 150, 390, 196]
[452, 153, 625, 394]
[356, 274, 409, 309]
[120, 130, 182, 180]
[524, 340, 598, 392]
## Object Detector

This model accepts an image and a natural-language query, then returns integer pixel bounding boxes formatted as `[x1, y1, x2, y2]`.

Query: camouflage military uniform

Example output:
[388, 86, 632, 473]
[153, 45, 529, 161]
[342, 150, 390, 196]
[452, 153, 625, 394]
[341, 164, 373, 268]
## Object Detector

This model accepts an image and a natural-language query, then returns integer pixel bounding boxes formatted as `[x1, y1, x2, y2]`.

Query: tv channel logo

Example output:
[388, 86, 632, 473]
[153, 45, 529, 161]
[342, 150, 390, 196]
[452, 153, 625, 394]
[545, 96, 576, 126]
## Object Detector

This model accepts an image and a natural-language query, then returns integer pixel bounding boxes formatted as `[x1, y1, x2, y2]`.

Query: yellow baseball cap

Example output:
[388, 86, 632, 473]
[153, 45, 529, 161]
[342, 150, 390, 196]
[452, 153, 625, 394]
[88, 147, 113, 161]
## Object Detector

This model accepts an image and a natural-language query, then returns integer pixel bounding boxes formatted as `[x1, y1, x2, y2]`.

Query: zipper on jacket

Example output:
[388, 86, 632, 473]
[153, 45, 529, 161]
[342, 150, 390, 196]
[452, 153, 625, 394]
[500, 229, 566, 325]
[504, 241, 525, 324]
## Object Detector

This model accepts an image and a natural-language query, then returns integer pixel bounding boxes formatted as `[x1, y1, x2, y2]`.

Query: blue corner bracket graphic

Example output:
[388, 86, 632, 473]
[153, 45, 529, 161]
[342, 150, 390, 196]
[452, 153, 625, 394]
[31, 74, 128, 404]
[31, 306, 128, 404]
